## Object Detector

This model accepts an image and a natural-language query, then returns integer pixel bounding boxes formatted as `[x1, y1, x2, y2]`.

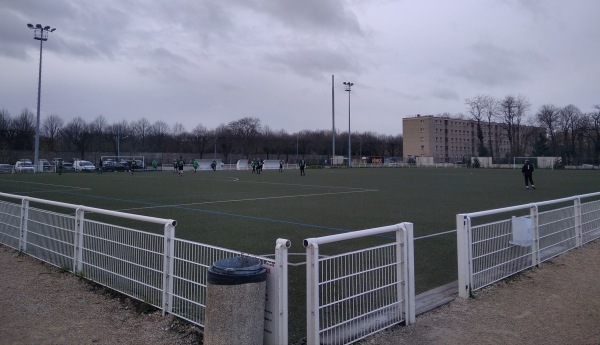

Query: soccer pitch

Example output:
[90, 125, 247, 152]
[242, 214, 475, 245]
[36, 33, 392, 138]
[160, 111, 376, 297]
[1, 166, 598, 292]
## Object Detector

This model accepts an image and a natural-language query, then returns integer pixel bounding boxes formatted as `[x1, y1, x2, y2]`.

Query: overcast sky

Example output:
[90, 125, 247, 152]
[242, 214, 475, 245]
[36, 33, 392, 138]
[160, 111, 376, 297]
[1, 0, 599, 135]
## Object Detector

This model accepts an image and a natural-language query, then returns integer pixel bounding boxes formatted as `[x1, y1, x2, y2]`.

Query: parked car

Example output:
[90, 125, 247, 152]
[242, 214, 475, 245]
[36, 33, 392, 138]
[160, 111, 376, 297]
[74, 160, 96, 172]
[15, 161, 35, 173]
[39, 159, 52, 171]
[0, 164, 12, 173]
[62, 163, 75, 171]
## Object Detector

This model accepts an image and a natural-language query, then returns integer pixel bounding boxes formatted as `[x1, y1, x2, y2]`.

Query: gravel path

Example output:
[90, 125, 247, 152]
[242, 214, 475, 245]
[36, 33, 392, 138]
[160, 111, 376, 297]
[1, 240, 599, 345]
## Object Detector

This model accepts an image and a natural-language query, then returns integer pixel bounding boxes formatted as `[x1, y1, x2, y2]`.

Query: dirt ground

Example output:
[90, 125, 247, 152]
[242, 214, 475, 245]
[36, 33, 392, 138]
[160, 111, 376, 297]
[1, 239, 599, 345]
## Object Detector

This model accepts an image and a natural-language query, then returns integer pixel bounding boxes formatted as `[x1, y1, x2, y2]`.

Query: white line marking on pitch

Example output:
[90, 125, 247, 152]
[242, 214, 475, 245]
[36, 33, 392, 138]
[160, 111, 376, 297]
[118, 189, 375, 212]
[4, 180, 91, 191]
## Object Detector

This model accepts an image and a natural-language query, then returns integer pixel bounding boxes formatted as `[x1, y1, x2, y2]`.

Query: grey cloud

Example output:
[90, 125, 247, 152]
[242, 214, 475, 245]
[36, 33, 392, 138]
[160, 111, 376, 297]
[266, 48, 361, 80]
[432, 87, 459, 101]
[449, 42, 530, 87]
[233, 0, 363, 35]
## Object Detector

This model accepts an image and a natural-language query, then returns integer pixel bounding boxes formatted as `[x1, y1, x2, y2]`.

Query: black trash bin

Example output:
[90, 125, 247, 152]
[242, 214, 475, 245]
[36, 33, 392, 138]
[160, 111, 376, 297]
[204, 256, 267, 345]
[207, 256, 267, 285]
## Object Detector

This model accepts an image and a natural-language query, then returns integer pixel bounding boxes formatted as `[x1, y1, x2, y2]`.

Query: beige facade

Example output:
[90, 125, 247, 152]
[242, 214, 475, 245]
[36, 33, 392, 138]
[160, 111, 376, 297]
[403, 115, 540, 163]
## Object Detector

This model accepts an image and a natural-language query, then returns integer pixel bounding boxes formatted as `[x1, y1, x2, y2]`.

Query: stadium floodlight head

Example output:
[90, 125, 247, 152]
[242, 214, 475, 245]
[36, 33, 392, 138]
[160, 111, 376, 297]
[26, 23, 56, 173]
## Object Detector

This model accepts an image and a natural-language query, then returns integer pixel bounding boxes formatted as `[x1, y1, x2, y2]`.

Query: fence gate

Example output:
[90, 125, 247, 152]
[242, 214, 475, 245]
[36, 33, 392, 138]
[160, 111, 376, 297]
[304, 223, 415, 345]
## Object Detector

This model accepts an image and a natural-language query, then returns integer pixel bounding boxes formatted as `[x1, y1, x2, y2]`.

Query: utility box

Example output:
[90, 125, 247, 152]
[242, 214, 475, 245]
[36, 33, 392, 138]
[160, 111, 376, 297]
[204, 256, 267, 345]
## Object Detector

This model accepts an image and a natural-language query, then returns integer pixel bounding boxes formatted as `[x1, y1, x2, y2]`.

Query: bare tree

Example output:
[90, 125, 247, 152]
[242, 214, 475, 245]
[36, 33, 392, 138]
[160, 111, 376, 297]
[13, 108, 36, 150]
[228, 117, 261, 157]
[172, 122, 187, 154]
[42, 114, 64, 152]
[535, 104, 559, 155]
[215, 124, 234, 162]
[0, 109, 13, 151]
[558, 104, 583, 162]
[131, 118, 151, 152]
[148, 120, 170, 153]
[465, 95, 488, 156]
[498, 95, 531, 157]
[588, 105, 600, 163]
[190, 124, 209, 158]
[61, 117, 91, 159]
[89, 115, 108, 157]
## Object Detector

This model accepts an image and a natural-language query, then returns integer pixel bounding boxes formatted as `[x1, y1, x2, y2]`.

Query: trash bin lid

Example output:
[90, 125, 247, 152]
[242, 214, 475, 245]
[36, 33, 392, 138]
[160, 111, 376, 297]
[208, 256, 267, 285]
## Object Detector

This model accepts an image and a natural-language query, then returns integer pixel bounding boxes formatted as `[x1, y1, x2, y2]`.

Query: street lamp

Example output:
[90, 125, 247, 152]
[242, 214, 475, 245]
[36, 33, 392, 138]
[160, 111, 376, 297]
[343, 82, 354, 167]
[27, 23, 56, 173]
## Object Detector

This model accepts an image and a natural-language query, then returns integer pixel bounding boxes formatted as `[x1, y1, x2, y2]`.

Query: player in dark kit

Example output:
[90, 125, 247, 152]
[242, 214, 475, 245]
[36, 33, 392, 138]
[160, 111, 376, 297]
[521, 160, 536, 190]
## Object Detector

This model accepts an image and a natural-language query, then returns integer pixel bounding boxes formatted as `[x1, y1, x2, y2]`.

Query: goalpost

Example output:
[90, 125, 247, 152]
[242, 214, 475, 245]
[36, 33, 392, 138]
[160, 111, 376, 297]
[513, 157, 538, 169]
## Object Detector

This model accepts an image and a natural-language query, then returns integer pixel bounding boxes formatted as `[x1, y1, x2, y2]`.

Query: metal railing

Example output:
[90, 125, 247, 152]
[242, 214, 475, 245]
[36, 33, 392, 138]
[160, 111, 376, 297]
[304, 223, 415, 345]
[457, 192, 600, 298]
[0, 192, 289, 345]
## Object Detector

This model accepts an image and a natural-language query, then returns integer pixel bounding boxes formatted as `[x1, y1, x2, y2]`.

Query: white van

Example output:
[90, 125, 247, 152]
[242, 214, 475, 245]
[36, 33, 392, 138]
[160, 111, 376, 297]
[73, 159, 96, 172]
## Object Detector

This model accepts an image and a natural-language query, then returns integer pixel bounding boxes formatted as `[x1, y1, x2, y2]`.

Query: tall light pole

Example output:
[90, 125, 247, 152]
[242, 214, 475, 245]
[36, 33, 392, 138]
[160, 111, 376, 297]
[343, 82, 354, 167]
[27, 23, 56, 172]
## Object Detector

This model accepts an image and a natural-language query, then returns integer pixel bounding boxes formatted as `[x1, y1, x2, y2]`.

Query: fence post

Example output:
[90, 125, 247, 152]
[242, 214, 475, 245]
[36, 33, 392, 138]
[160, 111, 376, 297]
[456, 214, 472, 298]
[162, 221, 176, 315]
[400, 222, 415, 324]
[305, 241, 320, 345]
[72, 208, 85, 272]
[574, 198, 583, 247]
[270, 238, 291, 345]
[18, 198, 29, 252]
[530, 205, 540, 267]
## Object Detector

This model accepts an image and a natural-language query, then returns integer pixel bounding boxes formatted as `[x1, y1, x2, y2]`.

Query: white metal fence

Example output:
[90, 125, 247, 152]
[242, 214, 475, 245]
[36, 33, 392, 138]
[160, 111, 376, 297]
[457, 192, 600, 298]
[0, 192, 289, 345]
[304, 223, 415, 345]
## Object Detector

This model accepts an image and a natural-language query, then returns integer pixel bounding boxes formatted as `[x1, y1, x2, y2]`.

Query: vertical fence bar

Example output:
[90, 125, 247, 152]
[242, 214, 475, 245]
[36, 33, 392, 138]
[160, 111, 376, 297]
[305, 242, 320, 345]
[19, 198, 29, 252]
[457, 214, 471, 298]
[401, 222, 416, 324]
[530, 205, 540, 267]
[73, 208, 85, 272]
[574, 198, 582, 247]
[274, 238, 290, 345]
[162, 221, 176, 315]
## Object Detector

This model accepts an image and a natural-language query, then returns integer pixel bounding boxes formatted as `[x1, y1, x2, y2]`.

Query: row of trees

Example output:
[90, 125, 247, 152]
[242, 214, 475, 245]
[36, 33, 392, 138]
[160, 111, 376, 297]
[465, 95, 600, 164]
[0, 109, 403, 163]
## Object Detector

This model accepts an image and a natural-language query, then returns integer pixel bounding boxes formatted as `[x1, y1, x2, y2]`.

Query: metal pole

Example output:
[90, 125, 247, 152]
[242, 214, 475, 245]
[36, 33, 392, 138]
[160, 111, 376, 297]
[348, 89, 351, 168]
[343, 82, 353, 168]
[332, 75, 335, 165]
[34, 38, 43, 172]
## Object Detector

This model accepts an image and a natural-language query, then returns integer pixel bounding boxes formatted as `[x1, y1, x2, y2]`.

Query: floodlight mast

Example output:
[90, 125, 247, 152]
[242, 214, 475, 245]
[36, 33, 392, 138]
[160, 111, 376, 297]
[27, 23, 56, 172]
[343, 82, 354, 167]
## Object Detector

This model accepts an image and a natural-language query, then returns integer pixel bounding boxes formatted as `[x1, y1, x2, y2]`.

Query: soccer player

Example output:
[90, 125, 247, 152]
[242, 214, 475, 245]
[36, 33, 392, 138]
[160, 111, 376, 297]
[279, 160, 284, 172]
[193, 160, 199, 173]
[177, 156, 185, 176]
[521, 160, 536, 190]
[299, 159, 306, 176]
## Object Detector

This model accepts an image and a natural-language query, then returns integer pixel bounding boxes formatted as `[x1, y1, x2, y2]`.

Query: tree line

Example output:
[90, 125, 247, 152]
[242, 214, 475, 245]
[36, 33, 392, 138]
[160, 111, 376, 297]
[465, 95, 600, 164]
[0, 109, 403, 164]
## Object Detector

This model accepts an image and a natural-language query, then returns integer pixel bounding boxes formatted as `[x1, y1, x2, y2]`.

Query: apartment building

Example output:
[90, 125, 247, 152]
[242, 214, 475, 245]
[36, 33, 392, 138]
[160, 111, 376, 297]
[403, 115, 538, 163]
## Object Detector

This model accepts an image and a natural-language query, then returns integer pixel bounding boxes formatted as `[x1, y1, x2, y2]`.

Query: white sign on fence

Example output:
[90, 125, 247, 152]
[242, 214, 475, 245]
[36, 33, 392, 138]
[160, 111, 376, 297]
[511, 215, 533, 247]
